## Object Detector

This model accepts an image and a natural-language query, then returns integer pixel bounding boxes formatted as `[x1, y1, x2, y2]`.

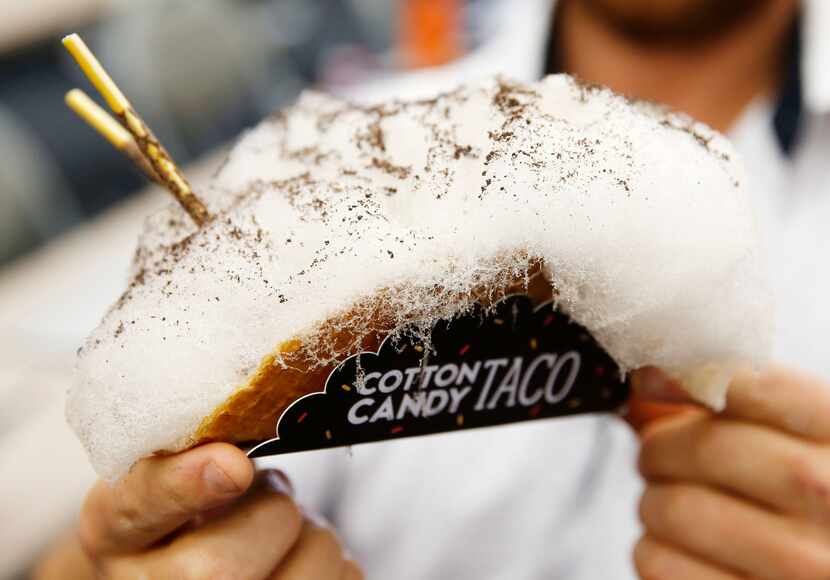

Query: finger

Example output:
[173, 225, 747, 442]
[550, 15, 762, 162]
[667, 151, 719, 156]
[724, 366, 830, 441]
[639, 483, 830, 580]
[127, 472, 304, 580]
[270, 516, 349, 579]
[626, 367, 708, 434]
[341, 559, 365, 580]
[31, 531, 98, 580]
[634, 535, 741, 580]
[640, 413, 830, 520]
[79, 443, 254, 557]
[624, 399, 703, 433]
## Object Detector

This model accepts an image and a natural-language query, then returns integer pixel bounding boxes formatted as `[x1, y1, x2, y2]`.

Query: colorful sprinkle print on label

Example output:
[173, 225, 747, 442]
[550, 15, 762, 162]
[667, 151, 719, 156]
[248, 294, 629, 458]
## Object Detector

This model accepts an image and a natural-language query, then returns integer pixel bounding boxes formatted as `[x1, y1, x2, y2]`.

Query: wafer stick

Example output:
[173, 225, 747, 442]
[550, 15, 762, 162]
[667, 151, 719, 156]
[62, 33, 211, 226]
[65, 89, 161, 184]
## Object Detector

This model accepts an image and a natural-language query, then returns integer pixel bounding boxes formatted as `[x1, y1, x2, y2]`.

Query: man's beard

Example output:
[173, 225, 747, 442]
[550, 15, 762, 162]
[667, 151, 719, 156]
[578, 0, 769, 45]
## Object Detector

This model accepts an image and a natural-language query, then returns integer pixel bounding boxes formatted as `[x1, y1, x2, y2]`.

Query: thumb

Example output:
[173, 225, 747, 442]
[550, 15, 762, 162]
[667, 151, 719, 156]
[624, 367, 700, 433]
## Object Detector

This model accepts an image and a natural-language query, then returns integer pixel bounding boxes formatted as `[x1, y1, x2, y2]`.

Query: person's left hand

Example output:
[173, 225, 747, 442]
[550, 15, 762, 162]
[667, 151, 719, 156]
[631, 366, 830, 580]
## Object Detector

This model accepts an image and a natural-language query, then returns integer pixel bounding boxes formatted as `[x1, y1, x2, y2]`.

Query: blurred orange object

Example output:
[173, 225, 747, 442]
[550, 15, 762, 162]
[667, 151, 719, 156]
[399, 0, 464, 69]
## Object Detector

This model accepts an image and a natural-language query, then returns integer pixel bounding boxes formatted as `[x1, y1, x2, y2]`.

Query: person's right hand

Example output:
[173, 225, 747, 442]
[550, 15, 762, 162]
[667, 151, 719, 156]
[36, 443, 363, 579]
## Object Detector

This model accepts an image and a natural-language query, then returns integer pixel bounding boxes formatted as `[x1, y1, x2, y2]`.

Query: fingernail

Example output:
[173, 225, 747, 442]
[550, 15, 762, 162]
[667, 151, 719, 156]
[264, 469, 294, 497]
[203, 461, 243, 494]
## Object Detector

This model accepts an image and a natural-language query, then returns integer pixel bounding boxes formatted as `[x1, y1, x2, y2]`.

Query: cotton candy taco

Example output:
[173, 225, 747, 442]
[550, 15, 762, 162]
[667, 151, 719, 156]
[62, 35, 770, 479]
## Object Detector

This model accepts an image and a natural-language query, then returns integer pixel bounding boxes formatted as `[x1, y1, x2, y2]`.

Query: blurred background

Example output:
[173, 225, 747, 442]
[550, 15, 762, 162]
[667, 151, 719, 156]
[0, 0, 495, 266]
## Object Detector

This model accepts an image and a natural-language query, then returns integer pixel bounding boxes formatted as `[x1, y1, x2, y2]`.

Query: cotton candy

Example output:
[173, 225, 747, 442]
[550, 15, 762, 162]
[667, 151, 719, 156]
[68, 76, 771, 478]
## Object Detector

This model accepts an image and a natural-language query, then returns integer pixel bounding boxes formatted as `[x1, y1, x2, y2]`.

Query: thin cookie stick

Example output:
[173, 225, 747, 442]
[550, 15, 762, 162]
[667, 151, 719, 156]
[62, 33, 211, 226]
[61, 34, 129, 114]
[64, 89, 129, 147]
[65, 89, 161, 184]
[118, 106, 212, 226]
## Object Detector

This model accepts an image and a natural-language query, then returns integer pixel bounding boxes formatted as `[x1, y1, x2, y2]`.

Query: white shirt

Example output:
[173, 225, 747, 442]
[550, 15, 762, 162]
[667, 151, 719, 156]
[0, 1, 828, 578]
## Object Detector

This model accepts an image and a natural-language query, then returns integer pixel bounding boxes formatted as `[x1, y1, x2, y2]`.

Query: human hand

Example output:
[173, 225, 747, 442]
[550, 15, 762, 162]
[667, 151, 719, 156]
[631, 366, 830, 579]
[36, 443, 362, 579]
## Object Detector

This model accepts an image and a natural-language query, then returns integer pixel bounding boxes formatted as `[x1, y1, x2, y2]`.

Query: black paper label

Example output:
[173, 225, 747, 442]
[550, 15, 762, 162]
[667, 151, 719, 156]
[248, 294, 628, 458]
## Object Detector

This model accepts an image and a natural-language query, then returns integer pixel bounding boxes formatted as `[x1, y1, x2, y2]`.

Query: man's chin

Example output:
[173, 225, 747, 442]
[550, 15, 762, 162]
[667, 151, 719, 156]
[579, 0, 767, 44]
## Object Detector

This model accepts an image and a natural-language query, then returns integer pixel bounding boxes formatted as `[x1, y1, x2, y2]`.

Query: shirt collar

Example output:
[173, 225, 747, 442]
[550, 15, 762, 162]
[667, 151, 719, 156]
[772, 18, 802, 155]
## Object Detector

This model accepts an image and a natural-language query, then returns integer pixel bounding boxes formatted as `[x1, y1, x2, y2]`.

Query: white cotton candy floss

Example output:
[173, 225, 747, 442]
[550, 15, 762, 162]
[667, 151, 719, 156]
[67, 75, 771, 478]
